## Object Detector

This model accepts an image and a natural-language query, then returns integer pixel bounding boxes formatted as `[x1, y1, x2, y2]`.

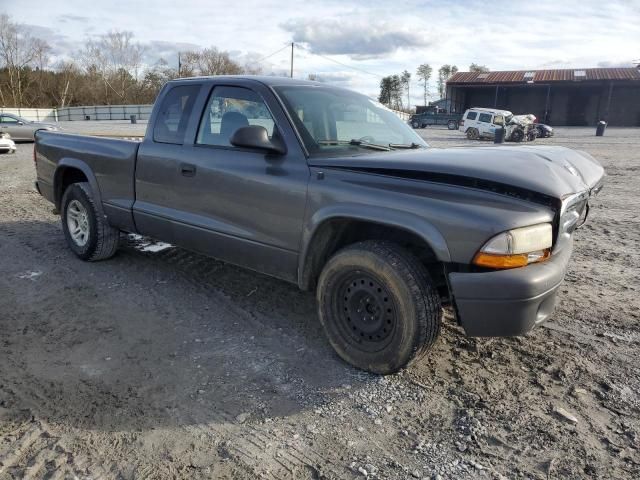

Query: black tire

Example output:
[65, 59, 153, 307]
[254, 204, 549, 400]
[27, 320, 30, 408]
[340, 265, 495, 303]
[466, 128, 479, 140]
[317, 240, 441, 374]
[61, 182, 120, 261]
[510, 129, 524, 143]
[447, 120, 458, 130]
[411, 120, 420, 129]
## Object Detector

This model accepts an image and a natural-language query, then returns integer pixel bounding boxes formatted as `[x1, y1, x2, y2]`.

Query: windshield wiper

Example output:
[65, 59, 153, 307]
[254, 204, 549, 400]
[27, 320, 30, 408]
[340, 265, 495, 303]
[388, 142, 425, 149]
[317, 139, 393, 151]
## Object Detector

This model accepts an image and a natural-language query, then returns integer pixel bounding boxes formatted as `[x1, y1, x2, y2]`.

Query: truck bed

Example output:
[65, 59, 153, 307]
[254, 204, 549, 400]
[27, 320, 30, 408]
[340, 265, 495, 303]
[35, 131, 140, 230]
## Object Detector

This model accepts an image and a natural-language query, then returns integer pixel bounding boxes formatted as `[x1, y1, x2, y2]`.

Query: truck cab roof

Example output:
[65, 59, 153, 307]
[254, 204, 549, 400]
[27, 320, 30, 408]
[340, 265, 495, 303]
[167, 75, 330, 88]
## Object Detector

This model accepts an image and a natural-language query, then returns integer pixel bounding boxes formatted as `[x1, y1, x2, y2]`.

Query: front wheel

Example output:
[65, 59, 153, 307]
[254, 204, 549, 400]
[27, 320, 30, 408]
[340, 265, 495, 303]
[411, 120, 420, 129]
[510, 129, 524, 143]
[61, 182, 120, 261]
[317, 241, 441, 374]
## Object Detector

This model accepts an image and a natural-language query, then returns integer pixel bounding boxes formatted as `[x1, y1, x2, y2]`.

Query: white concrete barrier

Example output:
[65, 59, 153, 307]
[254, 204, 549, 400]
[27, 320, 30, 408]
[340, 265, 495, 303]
[1, 105, 154, 122]
[0, 107, 57, 122]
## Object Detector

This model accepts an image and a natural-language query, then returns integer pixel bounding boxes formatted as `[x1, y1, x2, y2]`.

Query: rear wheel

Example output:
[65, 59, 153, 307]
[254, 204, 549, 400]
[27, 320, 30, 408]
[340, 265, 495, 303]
[411, 120, 420, 129]
[61, 182, 120, 261]
[317, 241, 441, 374]
[447, 120, 458, 130]
[466, 127, 479, 140]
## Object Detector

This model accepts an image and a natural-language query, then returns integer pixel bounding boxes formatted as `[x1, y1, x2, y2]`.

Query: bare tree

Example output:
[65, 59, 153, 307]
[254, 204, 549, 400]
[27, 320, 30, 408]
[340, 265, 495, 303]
[80, 31, 145, 103]
[416, 63, 432, 106]
[139, 58, 179, 102]
[50, 61, 81, 108]
[0, 14, 51, 106]
[0, 17, 268, 108]
[401, 70, 411, 112]
[437, 64, 458, 99]
[179, 47, 244, 76]
[379, 75, 403, 110]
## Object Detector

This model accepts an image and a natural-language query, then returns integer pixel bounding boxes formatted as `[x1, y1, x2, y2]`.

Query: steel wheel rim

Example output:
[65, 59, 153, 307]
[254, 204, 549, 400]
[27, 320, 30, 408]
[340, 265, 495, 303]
[67, 199, 90, 247]
[333, 271, 398, 353]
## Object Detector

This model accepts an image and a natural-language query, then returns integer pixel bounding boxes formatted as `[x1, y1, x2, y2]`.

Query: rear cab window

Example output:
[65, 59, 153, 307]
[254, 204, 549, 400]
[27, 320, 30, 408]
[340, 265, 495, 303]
[153, 84, 201, 144]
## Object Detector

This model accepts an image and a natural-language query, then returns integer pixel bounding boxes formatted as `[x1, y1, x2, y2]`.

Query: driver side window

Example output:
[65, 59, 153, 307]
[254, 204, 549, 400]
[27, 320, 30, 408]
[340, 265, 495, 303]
[197, 86, 275, 147]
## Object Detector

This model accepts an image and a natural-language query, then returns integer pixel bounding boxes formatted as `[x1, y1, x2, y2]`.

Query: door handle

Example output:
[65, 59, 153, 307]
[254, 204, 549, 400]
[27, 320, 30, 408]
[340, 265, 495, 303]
[180, 163, 196, 177]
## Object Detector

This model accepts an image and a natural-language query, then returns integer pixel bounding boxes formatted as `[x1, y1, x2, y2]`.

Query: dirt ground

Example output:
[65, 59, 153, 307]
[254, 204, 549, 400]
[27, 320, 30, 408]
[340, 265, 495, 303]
[0, 126, 638, 480]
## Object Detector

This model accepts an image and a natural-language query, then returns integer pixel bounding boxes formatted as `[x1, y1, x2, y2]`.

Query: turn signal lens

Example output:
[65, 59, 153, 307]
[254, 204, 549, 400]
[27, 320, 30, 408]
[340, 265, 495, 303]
[473, 249, 551, 269]
[473, 223, 553, 269]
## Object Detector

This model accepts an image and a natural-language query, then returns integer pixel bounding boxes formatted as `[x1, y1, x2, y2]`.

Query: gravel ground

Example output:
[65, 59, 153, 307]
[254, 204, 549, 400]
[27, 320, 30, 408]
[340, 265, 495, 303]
[0, 126, 638, 479]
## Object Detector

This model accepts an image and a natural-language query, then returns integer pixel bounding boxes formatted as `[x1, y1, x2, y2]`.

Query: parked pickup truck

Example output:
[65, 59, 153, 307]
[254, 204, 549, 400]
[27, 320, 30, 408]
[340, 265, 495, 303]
[34, 76, 605, 374]
[409, 107, 462, 130]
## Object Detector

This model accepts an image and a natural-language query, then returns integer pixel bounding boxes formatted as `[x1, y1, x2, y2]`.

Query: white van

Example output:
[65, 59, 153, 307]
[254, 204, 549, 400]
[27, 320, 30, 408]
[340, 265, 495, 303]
[459, 108, 511, 140]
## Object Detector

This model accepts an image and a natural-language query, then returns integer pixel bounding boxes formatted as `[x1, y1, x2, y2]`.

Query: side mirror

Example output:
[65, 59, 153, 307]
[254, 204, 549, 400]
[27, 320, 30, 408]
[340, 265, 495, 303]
[230, 125, 286, 155]
[17, 121, 24, 125]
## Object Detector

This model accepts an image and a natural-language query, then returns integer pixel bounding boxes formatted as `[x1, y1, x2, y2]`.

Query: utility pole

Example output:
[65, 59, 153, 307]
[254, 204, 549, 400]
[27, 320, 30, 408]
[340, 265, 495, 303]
[290, 43, 294, 78]
[178, 52, 182, 77]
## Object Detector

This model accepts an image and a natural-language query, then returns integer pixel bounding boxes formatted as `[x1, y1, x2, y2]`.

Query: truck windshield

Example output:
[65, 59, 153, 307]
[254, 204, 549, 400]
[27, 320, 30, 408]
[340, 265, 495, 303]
[273, 85, 428, 156]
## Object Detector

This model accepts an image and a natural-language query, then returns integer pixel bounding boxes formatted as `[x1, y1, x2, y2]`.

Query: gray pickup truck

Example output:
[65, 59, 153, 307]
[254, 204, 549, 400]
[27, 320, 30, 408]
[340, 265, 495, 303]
[34, 76, 604, 374]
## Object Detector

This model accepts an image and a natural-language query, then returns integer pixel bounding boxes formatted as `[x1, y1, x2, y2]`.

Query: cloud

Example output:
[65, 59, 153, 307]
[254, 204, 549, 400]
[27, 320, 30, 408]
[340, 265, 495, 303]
[143, 40, 202, 66]
[596, 60, 636, 68]
[21, 24, 76, 59]
[56, 14, 89, 23]
[281, 17, 431, 59]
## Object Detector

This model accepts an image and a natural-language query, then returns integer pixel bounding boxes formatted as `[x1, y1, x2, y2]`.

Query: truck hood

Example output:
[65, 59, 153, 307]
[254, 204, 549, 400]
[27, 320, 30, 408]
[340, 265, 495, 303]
[310, 145, 604, 202]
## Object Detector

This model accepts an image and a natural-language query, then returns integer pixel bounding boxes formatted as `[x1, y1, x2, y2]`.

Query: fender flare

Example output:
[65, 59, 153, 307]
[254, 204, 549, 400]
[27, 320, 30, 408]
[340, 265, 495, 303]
[53, 158, 105, 217]
[297, 204, 451, 289]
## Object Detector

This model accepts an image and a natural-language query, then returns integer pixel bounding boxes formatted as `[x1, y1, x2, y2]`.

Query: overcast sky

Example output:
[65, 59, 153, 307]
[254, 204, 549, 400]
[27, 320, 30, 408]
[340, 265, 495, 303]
[4, 0, 639, 104]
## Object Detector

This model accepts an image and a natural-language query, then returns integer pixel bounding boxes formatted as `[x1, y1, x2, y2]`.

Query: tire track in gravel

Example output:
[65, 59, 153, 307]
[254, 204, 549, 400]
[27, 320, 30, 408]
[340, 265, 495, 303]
[0, 196, 352, 478]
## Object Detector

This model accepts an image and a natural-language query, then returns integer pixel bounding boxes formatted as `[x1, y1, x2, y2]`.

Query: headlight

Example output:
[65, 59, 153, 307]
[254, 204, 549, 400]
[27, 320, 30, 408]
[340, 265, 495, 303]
[473, 223, 552, 269]
[560, 191, 588, 233]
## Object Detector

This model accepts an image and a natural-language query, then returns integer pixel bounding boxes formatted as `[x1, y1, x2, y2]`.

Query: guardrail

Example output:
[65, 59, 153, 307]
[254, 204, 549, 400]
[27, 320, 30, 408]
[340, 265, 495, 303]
[0, 105, 153, 122]
[2, 104, 412, 123]
[57, 105, 153, 121]
[0, 107, 56, 122]
[390, 109, 411, 121]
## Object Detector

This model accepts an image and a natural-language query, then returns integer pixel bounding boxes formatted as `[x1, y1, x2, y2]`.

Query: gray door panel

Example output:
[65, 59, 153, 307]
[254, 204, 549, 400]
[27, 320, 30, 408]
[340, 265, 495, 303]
[134, 80, 310, 281]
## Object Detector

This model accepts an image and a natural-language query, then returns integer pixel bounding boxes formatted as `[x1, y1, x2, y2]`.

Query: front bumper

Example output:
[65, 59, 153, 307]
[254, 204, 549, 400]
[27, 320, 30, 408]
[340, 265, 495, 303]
[448, 239, 573, 336]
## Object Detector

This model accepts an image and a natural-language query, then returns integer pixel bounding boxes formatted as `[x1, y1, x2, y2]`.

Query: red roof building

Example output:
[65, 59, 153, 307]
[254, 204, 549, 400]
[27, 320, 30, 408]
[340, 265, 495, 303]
[445, 67, 640, 126]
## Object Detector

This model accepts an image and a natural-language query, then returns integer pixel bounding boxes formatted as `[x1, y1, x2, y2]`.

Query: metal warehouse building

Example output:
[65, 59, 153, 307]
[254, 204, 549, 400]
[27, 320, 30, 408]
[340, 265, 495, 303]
[446, 67, 640, 126]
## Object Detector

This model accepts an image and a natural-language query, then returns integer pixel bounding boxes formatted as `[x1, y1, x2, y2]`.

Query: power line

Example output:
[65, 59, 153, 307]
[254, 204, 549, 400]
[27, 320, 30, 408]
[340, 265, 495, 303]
[295, 44, 385, 79]
[254, 44, 291, 64]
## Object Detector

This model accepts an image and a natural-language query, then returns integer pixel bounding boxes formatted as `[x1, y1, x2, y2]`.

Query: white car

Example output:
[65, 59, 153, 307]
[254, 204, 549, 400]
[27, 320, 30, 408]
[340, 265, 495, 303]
[459, 108, 512, 140]
[0, 133, 16, 154]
